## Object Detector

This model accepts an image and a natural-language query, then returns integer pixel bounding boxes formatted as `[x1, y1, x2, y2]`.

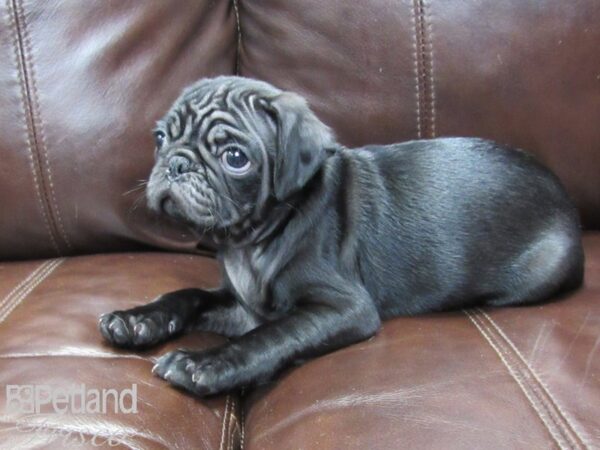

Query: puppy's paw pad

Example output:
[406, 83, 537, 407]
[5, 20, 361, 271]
[98, 308, 184, 348]
[98, 312, 133, 346]
[153, 350, 188, 377]
[153, 349, 233, 396]
[130, 316, 167, 346]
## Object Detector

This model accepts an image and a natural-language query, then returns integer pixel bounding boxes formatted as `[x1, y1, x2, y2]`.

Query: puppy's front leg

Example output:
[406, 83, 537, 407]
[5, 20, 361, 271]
[99, 288, 234, 348]
[153, 281, 381, 396]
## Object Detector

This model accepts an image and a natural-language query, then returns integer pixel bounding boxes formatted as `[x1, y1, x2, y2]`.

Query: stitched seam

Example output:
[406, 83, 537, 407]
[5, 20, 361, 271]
[228, 413, 238, 450]
[463, 310, 571, 449]
[232, 0, 242, 75]
[476, 311, 587, 450]
[0, 259, 63, 323]
[480, 310, 589, 448]
[478, 311, 586, 449]
[417, 0, 432, 138]
[10, 0, 63, 252]
[0, 261, 52, 311]
[416, 0, 426, 137]
[465, 311, 568, 449]
[224, 402, 233, 450]
[412, 0, 435, 139]
[220, 395, 232, 450]
[479, 309, 591, 449]
[420, 0, 432, 138]
[0, 261, 55, 317]
[15, 0, 71, 249]
[0, 259, 63, 324]
[226, 399, 239, 450]
[410, 1, 422, 138]
[476, 313, 577, 449]
[426, 0, 436, 137]
[240, 396, 245, 450]
[7, 0, 60, 254]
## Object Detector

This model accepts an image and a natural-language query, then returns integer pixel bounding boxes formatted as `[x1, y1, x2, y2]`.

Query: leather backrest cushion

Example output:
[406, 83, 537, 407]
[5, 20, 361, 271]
[0, 0, 236, 259]
[240, 0, 600, 228]
[0, 0, 598, 261]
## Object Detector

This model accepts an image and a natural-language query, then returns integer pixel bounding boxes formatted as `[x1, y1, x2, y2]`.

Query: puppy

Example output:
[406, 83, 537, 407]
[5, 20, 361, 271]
[99, 76, 584, 396]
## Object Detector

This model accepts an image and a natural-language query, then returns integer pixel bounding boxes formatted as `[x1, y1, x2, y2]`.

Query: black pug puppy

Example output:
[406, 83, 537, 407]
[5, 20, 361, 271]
[99, 76, 584, 396]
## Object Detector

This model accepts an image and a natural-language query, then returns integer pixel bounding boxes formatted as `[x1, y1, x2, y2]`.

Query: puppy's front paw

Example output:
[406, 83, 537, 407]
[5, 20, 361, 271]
[98, 308, 183, 348]
[153, 349, 238, 396]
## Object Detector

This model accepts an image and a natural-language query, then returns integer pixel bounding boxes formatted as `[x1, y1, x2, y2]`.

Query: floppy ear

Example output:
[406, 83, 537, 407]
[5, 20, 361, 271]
[266, 92, 335, 201]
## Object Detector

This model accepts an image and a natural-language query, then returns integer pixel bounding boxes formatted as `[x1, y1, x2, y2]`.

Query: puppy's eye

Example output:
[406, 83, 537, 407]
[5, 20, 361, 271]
[154, 130, 166, 149]
[220, 148, 251, 174]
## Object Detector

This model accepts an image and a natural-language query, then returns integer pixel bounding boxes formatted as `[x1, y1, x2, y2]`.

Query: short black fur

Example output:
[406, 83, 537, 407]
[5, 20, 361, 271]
[99, 77, 584, 396]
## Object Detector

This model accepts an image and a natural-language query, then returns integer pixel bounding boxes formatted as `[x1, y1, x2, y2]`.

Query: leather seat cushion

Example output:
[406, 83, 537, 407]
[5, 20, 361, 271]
[0, 235, 597, 449]
[242, 233, 600, 450]
[0, 252, 240, 449]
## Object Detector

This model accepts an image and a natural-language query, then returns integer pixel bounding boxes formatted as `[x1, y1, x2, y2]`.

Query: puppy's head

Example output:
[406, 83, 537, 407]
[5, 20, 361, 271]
[146, 76, 336, 234]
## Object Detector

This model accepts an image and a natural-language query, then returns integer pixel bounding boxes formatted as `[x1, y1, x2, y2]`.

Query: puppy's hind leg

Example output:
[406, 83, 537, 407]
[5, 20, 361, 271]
[99, 288, 233, 348]
[486, 225, 584, 307]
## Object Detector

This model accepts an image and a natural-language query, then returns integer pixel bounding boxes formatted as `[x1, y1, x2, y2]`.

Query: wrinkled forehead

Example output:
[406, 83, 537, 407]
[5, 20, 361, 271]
[158, 77, 280, 144]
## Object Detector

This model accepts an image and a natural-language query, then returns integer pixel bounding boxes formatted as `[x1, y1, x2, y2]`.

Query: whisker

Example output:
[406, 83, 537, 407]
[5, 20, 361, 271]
[122, 185, 146, 197]
[216, 191, 242, 210]
[128, 192, 147, 214]
[122, 180, 149, 197]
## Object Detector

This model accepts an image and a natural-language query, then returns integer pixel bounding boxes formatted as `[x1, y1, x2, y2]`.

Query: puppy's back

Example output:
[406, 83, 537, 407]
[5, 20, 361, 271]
[339, 138, 583, 315]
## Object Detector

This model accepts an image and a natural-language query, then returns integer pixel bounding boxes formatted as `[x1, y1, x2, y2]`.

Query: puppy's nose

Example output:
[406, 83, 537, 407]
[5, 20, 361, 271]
[167, 155, 193, 179]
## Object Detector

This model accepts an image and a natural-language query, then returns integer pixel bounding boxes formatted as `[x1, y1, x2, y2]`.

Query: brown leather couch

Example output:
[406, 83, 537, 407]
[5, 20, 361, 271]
[0, 1, 598, 448]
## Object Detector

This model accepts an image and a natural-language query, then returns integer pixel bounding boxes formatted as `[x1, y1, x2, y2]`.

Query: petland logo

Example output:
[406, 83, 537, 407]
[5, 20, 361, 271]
[5, 384, 138, 415]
